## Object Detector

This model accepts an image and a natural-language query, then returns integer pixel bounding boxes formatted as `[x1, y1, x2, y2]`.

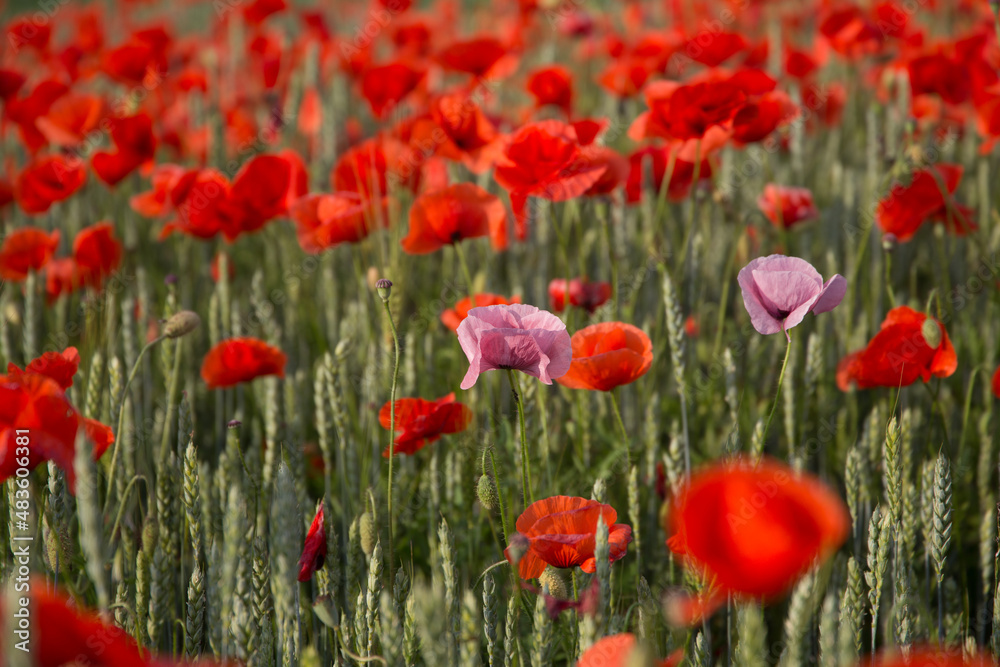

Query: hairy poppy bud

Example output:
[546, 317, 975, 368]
[477, 473, 499, 512]
[881, 233, 898, 253]
[538, 566, 570, 600]
[163, 310, 201, 339]
[921, 318, 942, 349]
[375, 278, 392, 302]
[228, 419, 242, 429]
[359, 511, 377, 557]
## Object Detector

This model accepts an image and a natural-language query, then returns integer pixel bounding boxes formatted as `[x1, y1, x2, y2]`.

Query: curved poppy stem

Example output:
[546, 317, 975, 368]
[487, 448, 510, 548]
[506, 369, 533, 507]
[381, 297, 401, 566]
[761, 335, 792, 452]
[105, 336, 165, 513]
[609, 389, 630, 472]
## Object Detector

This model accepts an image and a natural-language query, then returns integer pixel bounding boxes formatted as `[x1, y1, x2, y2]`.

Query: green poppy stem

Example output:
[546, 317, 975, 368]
[506, 369, 533, 508]
[761, 335, 792, 450]
[381, 297, 401, 566]
[609, 389, 630, 471]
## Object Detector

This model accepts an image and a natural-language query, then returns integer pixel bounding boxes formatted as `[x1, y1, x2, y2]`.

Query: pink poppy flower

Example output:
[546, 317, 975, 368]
[456, 304, 572, 390]
[737, 255, 845, 338]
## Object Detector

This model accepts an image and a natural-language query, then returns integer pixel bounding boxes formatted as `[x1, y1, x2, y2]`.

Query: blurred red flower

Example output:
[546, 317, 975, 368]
[549, 278, 612, 314]
[291, 192, 387, 252]
[378, 393, 472, 456]
[15, 155, 87, 214]
[837, 306, 957, 390]
[73, 222, 122, 290]
[557, 322, 653, 391]
[201, 338, 287, 389]
[526, 65, 574, 116]
[876, 164, 974, 241]
[7, 347, 80, 390]
[298, 503, 327, 582]
[402, 183, 507, 253]
[666, 459, 849, 624]
[361, 61, 426, 119]
[91, 112, 157, 186]
[0, 227, 60, 281]
[757, 185, 819, 229]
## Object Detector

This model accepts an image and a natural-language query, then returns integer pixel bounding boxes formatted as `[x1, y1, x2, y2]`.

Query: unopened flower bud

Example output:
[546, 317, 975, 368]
[477, 474, 499, 512]
[228, 419, 242, 429]
[921, 318, 942, 349]
[538, 566, 570, 600]
[376, 278, 393, 302]
[359, 511, 377, 557]
[163, 310, 201, 339]
[881, 233, 898, 253]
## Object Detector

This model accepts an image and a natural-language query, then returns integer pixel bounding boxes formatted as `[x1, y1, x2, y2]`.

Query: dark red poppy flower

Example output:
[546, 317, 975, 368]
[0, 67, 26, 102]
[597, 58, 657, 99]
[361, 61, 425, 119]
[571, 118, 609, 146]
[732, 91, 796, 145]
[219, 151, 308, 239]
[526, 65, 574, 116]
[819, 5, 884, 57]
[130, 164, 189, 218]
[837, 306, 957, 390]
[291, 192, 387, 252]
[159, 169, 230, 240]
[580, 147, 629, 197]
[876, 164, 974, 241]
[243, 0, 286, 24]
[402, 183, 507, 253]
[908, 52, 970, 106]
[757, 185, 819, 229]
[298, 503, 327, 582]
[201, 338, 287, 389]
[625, 145, 713, 204]
[504, 496, 632, 579]
[494, 120, 607, 240]
[5, 16, 51, 53]
[0, 227, 60, 281]
[993, 365, 1000, 400]
[437, 36, 517, 80]
[378, 393, 472, 456]
[4, 79, 68, 152]
[872, 647, 996, 667]
[15, 155, 87, 214]
[44, 258, 82, 304]
[684, 32, 747, 67]
[549, 278, 612, 314]
[73, 222, 122, 290]
[556, 322, 653, 391]
[91, 112, 157, 186]
[784, 47, 823, 80]
[35, 93, 105, 148]
[331, 138, 416, 199]
[441, 293, 521, 332]
[7, 346, 81, 390]
[666, 459, 849, 624]
[639, 80, 747, 142]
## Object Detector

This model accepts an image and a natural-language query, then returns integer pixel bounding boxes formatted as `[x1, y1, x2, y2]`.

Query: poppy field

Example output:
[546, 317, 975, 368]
[2, 0, 1000, 665]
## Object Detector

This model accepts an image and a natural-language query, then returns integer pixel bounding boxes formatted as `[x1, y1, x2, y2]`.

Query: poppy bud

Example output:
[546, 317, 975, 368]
[881, 233, 898, 253]
[477, 473, 499, 512]
[506, 532, 530, 570]
[921, 318, 942, 349]
[164, 273, 178, 285]
[228, 419, 242, 429]
[375, 278, 393, 302]
[359, 511, 377, 557]
[163, 310, 201, 339]
[538, 566, 570, 600]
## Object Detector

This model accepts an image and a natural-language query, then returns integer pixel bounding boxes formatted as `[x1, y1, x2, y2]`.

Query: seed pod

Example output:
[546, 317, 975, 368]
[477, 474, 499, 512]
[163, 310, 201, 339]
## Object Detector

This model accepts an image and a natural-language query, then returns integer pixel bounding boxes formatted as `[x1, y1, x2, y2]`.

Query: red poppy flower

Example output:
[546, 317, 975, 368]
[402, 183, 507, 253]
[200, 338, 287, 389]
[625, 144, 713, 204]
[243, 0, 286, 24]
[73, 222, 122, 290]
[4, 79, 68, 152]
[290, 192, 387, 253]
[159, 169, 230, 240]
[378, 393, 472, 456]
[908, 53, 970, 106]
[0, 373, 113, 493]
[441, 293, 521, 332]
[666, 459, 849, 623]
[526, 65, 574, 116]
[993, 365, 1000, 400]
[836, 306, 957, 390]
[5, 584, 146, 667]
[640, 80, 747, 142]
[130, 164, 189, 218]
[0, 67, 26, 102]
[332, 138, 416, 199]
[7, 346, 81, 390]
[873, 647, 996, 667]
[597, 58, 657, 98]
[437, 36, 518, 80]
[15, 155, 87, 214]
[0, 227, 60, 281]
[44, 258, 82, 303]
[416, 92, 501, 174]
[219, 151, 308, 239]
[361, 61, 425, 119]
[5, 16, 52, 52]
[556, 322, 653, 391]
[34, 93, 105, 148]
[876, 164, 974, 241]
[731, 91, 797, 145]
[580, 147, 629, 197]
[91, 112, 157, 186]
[819, 5, 884, 57]
[299, 85, 322, 137]
[757, 185, 819, 229]
[577, 633, 682, 667]
[571, 118, 609, 146]
[549, 278, 612, 314]
[298, 503, 327, 582]
[684, 32, 747, 67]
[504, 496, 632, 580]
[494, 120, 607, 240]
